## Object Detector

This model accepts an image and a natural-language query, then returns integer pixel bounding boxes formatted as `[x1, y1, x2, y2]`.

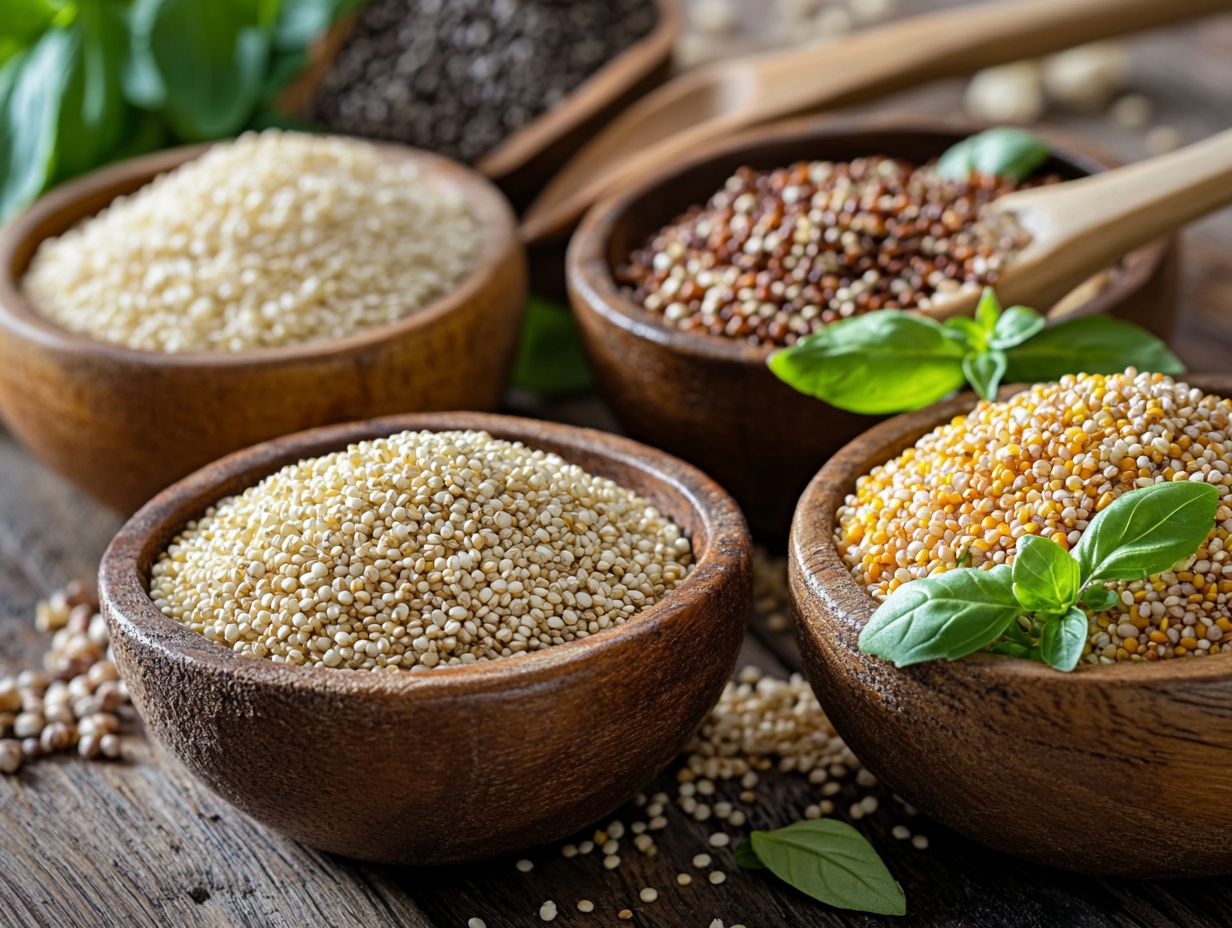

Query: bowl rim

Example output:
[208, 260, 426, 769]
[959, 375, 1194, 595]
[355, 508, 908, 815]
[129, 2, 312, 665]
[790, 372, 1232, 686]
[0, 136, 521, 370]
[567, 112, 1173, 368]
[477, 0, 686, 182]
[99, 410, 750, 698]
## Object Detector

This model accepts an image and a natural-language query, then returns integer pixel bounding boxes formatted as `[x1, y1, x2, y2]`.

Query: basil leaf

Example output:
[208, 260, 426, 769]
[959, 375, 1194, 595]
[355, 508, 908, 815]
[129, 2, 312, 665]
[1003, 316, 1184, 382]
[860, 565, 1021, 666]
[768, 312, 966, 415]
[1011, 534, 1080, 613]
[991, 305, 1046, 349]
[943, 315, 984, 349]
[1082, 585, 1117, 612]
[1, 0, 67, 45]
[975, 287, 1001, 333]
[1039, 606, 1089, 672]
[734, 839, 766, 870]
[936, 128, 1050, 181]
[512, 296, 593, 395]
[274, 0, 361, 51]
[53, 1, 129, 180]
[750, 820, 906, 916]
[1074, 481, 1220, 584]
[962, 349, 1007, 401]
[126, 0, 273, 140]
[0, 28, 73, 220]
[988, 640, 1031, 658]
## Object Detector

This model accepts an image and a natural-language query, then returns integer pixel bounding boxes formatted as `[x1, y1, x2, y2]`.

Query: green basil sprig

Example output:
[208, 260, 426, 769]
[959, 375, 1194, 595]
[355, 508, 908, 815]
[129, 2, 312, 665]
[768, 289, 1183, 414]
[735, 820, 906, 916]
[0, 0, 359, 221]
[860, 481, 1220, 672]
[936, 127, 1051, 181]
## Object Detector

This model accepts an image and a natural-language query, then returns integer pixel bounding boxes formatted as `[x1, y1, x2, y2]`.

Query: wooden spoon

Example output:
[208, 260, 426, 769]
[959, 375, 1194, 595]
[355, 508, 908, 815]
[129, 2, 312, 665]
[927, 127, 1232, 319]
[521, 0, 1231, 245]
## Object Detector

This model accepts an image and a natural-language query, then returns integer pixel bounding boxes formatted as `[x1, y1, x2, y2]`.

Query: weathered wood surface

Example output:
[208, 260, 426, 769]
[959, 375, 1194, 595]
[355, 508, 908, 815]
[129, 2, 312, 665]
[2, 3, 1231, 926]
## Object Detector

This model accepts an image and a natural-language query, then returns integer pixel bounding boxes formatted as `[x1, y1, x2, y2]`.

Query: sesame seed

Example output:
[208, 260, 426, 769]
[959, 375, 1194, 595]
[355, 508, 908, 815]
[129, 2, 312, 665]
[639, 888, 658, 903]
[708, 833, 730, 847]
[539, 901, 557, 922]
[516, 859, 534, 873]
[708, 871, 727, 885]
[577, 900, 594, 913]
[677, 873, 693, 886]
[603, 855, 621, 870]
[693, 853, 712, 868]
[467, 919, 486, 928]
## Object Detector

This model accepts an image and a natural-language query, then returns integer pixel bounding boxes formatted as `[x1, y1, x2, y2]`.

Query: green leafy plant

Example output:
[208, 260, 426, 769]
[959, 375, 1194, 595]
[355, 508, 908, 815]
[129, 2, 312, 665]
[511, 296, 593, 395]
[936, 127, 1051, 181]
[0, 0, 359, 220]
[860, 481, 1220, 672]
[734, 819, 906, 916]
[768, 288, 1183, 415]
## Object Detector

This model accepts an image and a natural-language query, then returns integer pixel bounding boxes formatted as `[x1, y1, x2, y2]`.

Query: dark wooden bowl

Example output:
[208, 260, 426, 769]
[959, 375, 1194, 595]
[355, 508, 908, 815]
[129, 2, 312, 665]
[0, 142, 527, 514]
[280, 0, 684, 212]
[99, 411, 751, 865]
[788, 374, 1232, 878]
[567, 114, 1179, 540]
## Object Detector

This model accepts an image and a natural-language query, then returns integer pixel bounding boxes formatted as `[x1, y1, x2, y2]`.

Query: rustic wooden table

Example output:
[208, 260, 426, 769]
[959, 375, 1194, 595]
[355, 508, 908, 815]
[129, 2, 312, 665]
[2, 3, 1230, 926]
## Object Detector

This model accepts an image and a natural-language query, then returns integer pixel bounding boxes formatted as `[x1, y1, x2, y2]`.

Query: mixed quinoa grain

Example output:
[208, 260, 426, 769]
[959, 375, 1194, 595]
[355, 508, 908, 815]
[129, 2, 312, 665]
[23, 131, 477, 353]
[618, 156, 1051, 347]
[837, 371, 1232, 663]
[150, 430, 692, 670]
[311, 0, 658, 164]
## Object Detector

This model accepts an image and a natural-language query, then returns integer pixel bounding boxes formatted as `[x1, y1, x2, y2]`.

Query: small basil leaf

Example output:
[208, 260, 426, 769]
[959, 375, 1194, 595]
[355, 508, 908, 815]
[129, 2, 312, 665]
[1003, 316, 1184, 382]
[860, 565, 1020, 667]
[734, 839, 766, 870]
[975, 287, 1001, 333]
[1074, 482, 1219, 584]
[990, 305, 1046, 349]
[962, 349, 1007, 401]
[988, 641, 1031, 658]
[53, 1, 129, 180]
[1039, 606, 1089, 672]
[1082, 585, 1118, 612]
[944, 315, 984, 349]
[769, 311, 967, 415]
[936, 128, 1050, 181]
[1012, 534, 1081, 613]
[1003, 616, 1032, 645]
[512, 296, 593, 395]
[750, 820, 906, 916]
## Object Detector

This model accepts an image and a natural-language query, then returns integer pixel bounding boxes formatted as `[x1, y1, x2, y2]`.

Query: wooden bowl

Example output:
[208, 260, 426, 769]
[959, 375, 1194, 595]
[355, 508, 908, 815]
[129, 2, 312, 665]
[788, 374, 1232, 878]
[280, 0, 684, 212]
[0, 142, 527, 514]
[99, 411, 751, 865]
[567, 114, 1179, 539]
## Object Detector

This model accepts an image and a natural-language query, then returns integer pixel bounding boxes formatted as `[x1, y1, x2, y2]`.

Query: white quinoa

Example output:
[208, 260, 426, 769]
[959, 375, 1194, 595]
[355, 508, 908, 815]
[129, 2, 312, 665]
[150, 430, 693, 671]
[837, 370, 1232, 663]
[23, 131, 478, 353]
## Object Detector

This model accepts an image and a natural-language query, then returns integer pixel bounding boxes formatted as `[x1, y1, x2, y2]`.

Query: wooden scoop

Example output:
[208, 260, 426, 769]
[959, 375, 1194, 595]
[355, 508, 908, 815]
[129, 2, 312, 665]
[927, 127, 1232, 319]
[521, 0, 1231, 245]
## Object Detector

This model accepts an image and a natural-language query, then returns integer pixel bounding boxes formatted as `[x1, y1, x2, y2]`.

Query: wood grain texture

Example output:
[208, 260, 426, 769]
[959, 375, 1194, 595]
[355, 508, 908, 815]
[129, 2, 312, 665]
[0, 142, 528, 515]
[789, 375, 1232, 877]
[567, 115, 1177, 537]
[100, 412, 751, 864]
[2, 2, 1231, 925]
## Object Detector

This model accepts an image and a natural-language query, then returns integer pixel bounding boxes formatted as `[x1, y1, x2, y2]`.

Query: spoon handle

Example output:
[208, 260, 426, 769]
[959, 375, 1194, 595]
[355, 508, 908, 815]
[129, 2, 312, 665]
[991, 129, 1232, 312]
[524, 0, 1230, 243]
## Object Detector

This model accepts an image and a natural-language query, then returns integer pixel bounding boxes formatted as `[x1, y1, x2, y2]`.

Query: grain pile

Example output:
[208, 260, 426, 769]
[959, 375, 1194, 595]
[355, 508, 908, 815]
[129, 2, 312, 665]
[312, 0, 658, 164]
[618, 156, 1052, 347]
[23, 131, 478, 353]
[837, 371, 1232, 663]
[150, 430, 692, 670]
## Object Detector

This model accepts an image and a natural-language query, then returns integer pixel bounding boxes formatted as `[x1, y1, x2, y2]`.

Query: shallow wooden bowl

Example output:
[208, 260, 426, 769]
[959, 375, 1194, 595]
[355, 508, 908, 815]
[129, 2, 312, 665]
[99, 411, 751, 865]
[281, 0, 684, 212]
[567, 115, 1179, 539]
[0, 142, 527, 514]
[789, 374, 1232, 878]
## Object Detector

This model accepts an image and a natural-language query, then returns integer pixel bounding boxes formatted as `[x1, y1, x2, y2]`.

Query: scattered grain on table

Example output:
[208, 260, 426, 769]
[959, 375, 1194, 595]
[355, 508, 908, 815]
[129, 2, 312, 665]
[837, 370, 1232, 663]
[24, 131, 477, 353]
